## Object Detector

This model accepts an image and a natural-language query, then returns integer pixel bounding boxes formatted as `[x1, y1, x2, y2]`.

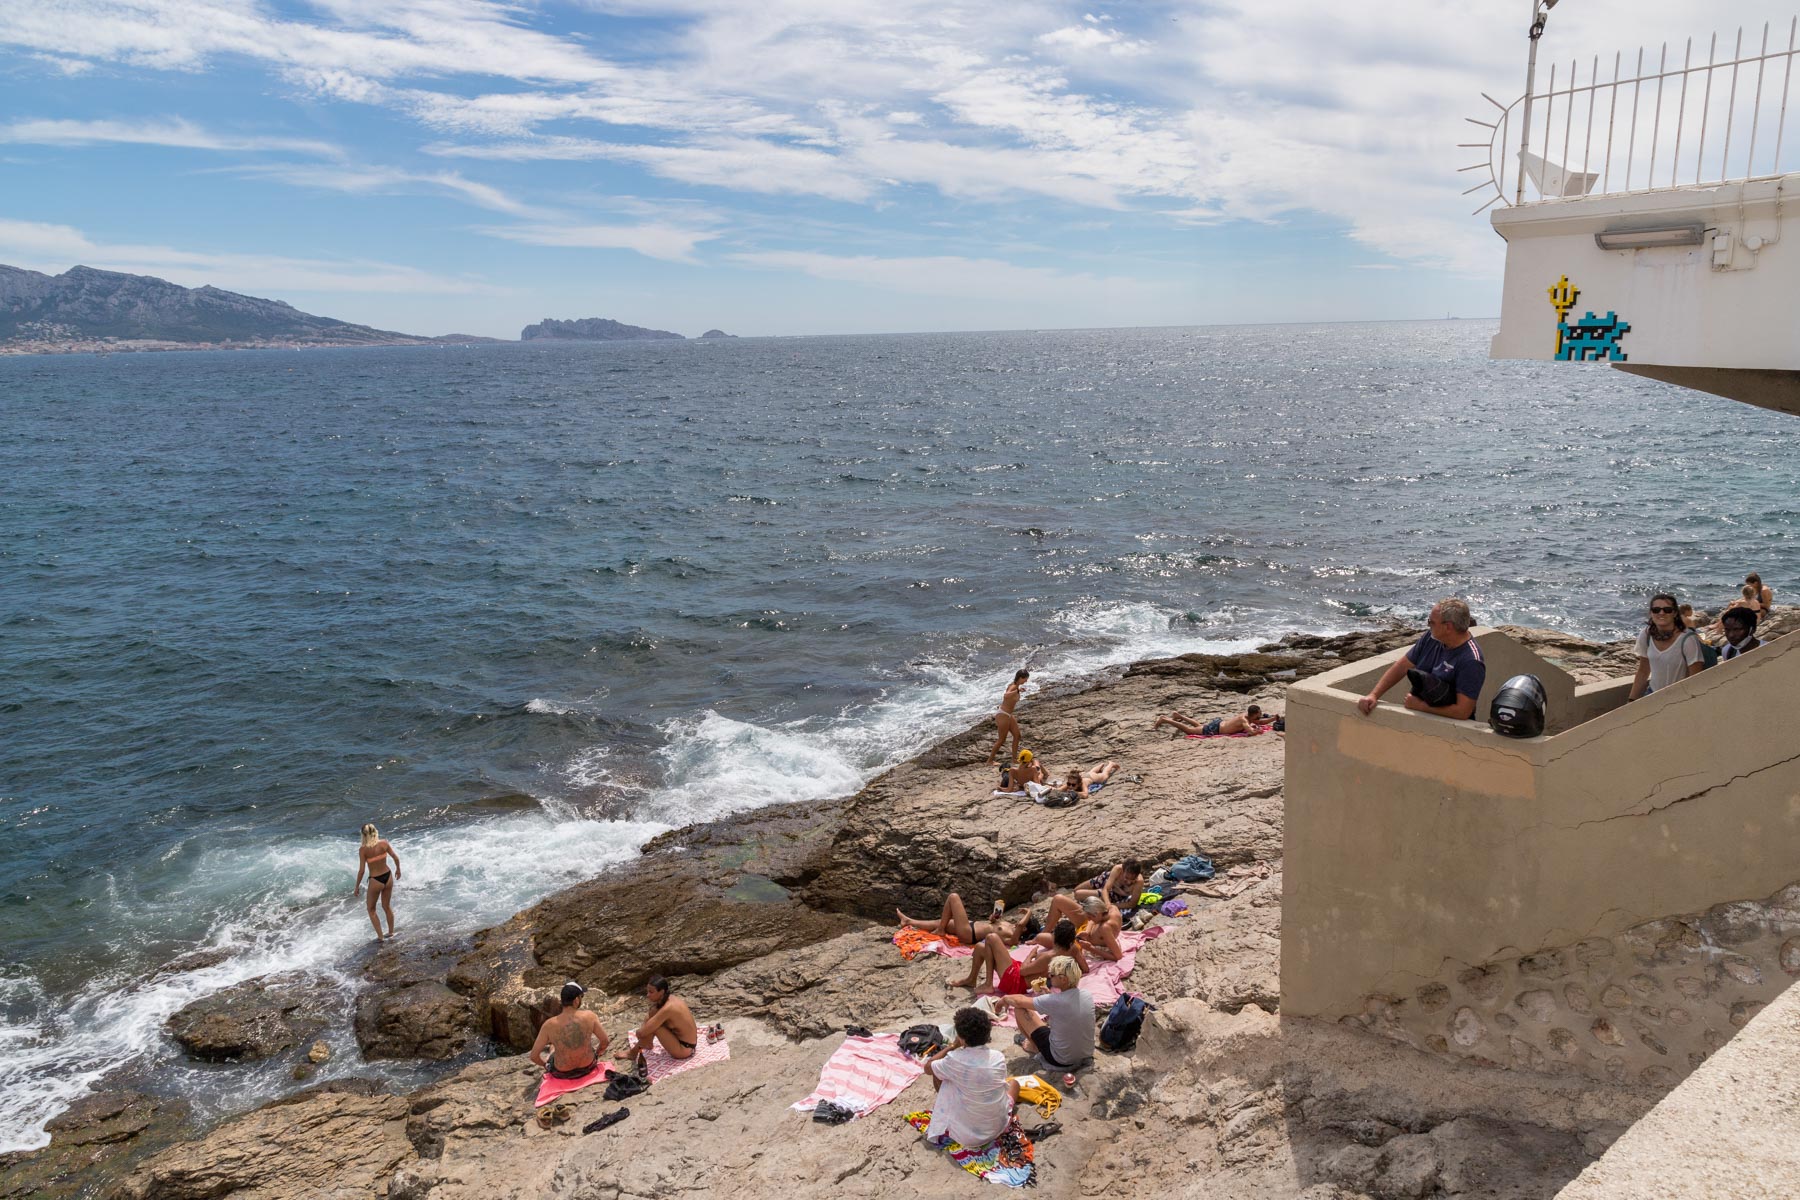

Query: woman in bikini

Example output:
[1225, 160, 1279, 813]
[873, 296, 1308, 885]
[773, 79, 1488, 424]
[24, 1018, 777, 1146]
[897, 893, 1039, 949]
[353, 823, 402, 941]
[986, 669, 1029, 764]
[1075, 859, 1143, 908]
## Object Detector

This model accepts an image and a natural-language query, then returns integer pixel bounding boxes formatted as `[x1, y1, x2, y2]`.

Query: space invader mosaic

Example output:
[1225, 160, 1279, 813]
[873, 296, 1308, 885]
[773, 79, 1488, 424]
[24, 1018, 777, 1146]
[1556, 310, 1631, 362]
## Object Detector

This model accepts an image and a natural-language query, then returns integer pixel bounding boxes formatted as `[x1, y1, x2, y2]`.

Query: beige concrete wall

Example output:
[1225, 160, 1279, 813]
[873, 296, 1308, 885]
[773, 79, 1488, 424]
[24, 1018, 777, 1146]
[1281, 628, 1800, 1024]
[1556, 978, 1800, 1198]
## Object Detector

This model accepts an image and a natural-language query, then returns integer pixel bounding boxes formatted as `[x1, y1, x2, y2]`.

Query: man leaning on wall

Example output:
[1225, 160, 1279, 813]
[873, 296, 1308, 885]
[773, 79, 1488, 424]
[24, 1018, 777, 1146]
[1357, 598, 1487, 720]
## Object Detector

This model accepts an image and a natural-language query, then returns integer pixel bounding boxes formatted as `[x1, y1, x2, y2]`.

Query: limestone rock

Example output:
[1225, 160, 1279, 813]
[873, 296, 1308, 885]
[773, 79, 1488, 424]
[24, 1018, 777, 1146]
[0, 1091, 189, 1200]
[111, 1082, 412, 1200]
[164, 974, 336, 1062]
[357, 936, 479, 1061]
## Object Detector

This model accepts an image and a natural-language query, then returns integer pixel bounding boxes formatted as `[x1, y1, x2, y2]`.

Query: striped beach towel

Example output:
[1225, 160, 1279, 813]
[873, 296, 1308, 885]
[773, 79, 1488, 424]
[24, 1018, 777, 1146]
[791, 1032, 924, 1118]
[634, 1032, 731, 1083]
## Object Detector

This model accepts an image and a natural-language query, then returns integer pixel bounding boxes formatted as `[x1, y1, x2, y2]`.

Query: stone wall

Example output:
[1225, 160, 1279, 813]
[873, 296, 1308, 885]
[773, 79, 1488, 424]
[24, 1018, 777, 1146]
[1344, 881, 1800, 1088]
[1281, 626, 1800, 1021]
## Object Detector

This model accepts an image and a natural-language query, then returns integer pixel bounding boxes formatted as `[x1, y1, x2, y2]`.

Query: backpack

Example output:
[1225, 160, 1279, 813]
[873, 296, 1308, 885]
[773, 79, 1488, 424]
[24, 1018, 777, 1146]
[1098, 993, 1152, 1052]
[1687, 630, 1721, 669]
[1163, 854, 1214, 883]
[898, 1023, 947, 1059]
[1038, 789, 1080, 808]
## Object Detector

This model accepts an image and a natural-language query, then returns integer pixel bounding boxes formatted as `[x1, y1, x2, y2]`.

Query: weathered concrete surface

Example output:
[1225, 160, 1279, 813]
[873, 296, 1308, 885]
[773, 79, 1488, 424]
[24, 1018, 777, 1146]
[1283, 617, 1800, 1025]
[1556, 977, 1800, 1199]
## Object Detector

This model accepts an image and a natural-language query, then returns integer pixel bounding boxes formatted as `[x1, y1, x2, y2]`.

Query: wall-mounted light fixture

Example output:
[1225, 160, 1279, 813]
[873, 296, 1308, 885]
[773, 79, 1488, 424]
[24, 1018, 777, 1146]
[1594, 223, 1707, 250]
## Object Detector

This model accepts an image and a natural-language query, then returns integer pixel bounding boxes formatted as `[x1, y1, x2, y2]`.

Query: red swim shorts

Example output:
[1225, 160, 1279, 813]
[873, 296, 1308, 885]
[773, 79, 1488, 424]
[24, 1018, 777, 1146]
[997, 961, 1026, 996]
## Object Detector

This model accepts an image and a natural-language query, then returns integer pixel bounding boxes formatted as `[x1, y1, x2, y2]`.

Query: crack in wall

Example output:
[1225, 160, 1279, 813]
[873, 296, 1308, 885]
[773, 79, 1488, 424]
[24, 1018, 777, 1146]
[1568, 746, 1800, 831]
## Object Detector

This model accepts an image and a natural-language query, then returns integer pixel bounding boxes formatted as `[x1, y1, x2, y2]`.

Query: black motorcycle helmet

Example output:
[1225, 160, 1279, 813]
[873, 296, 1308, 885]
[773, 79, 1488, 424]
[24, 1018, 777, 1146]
[1488, 673, 1546, 738]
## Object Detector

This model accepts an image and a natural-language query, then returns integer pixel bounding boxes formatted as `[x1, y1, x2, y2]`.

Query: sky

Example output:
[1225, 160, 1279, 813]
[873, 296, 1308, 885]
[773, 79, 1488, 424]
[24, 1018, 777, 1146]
[0, 1, 1794, 337]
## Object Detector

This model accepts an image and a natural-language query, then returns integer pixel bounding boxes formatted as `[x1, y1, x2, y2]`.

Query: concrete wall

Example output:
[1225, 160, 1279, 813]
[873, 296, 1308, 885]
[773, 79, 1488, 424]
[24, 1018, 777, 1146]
[1556, 978, 1800, 1198]
[1280, 628, 1800, 1030]
[1489, 176, 1800, 371]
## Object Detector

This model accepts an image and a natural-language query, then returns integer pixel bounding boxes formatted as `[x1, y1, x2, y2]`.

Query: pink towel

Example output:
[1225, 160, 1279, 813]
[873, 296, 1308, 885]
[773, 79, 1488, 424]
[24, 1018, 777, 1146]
[635, 1032, 731, 1082]
[1082, 927, 1165, 1007]
[791, 1033, 925, 1118]
[1185, 731, 1256, 739]
[534, 1061, 612, 1107]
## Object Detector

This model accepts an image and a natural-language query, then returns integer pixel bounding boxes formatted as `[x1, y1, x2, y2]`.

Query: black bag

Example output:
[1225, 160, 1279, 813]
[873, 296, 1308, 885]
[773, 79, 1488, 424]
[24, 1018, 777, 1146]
[812, 1100, 855, 1125]
[897, 1023, 946, 1059]
[1098, 993, 1152, 1052]
[1038, 789, 1080, 808]
[1407, 667, 1456, 709]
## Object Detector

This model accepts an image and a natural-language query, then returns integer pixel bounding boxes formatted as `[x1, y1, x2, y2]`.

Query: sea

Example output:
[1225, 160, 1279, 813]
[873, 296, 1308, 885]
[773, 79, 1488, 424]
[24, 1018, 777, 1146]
[3, 319, 1797, 1152]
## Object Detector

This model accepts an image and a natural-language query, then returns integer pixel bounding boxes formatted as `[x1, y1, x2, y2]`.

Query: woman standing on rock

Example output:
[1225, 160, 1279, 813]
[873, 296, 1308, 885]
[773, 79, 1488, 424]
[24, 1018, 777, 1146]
[353, 823, 402, 941]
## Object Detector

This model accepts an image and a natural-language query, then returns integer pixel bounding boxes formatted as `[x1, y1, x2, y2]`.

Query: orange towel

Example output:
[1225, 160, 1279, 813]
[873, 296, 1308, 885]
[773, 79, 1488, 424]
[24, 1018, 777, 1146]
[893, 928, 963, 961]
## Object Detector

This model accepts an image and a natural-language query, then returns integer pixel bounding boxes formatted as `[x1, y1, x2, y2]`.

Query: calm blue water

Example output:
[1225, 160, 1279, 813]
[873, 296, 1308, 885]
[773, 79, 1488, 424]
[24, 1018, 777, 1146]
[2, 321, 1796, 1149]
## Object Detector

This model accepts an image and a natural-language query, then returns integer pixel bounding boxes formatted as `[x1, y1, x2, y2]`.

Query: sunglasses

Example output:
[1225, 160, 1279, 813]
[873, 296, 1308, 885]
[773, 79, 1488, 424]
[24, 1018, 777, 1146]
[1648, 605, 1676, 614]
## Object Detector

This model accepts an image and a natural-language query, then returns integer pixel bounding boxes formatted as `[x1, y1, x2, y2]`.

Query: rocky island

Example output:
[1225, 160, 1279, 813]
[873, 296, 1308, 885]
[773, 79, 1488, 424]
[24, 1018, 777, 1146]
[0, 264, 503, 355]
[519, 317, 685, 342]
[14, 616, 1790, 1200]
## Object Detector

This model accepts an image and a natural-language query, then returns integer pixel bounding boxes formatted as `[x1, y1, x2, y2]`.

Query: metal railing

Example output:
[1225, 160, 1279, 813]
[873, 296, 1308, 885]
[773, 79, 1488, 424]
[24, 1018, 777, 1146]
[1465, 18, 1800, 211]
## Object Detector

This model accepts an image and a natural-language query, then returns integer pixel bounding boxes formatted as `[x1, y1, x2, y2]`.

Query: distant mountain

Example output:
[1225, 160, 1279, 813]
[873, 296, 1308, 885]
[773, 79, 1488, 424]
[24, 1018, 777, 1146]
[520, 316, 685, 342]
[697, 329, 737, 339]
[0, 264, 500, 348]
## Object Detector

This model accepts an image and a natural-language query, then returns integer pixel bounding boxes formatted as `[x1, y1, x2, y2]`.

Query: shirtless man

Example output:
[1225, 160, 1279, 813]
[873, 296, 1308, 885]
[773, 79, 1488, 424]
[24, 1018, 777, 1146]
[952, 917, 1088, 991]
[616, 975, 700, 1063]
[530, 982, 610, 1078]
[897, 893, 1031, 948]
[1153, 704, 1269, 737]
[1075, 860, 1143, 909]
[1001, 749, 1046, 791]
[987, 670, 1030, 764]
[1074, 894, 1124, 961]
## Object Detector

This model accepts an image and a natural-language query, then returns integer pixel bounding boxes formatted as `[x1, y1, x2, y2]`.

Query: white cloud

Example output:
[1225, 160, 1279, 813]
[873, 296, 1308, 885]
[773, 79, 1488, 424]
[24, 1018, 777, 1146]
[30, 53, 93, 75]
[7, 0, 1796, 286]
[479, 221, 720, 263]
[0, 117, 341, 158]
[231, 162, 545, 217]
[0, 217, 486, 294]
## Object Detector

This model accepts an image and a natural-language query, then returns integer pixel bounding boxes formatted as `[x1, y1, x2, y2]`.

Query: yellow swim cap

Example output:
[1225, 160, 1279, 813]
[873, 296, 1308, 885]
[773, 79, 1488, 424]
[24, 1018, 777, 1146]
[1017, 749, 1033, 762]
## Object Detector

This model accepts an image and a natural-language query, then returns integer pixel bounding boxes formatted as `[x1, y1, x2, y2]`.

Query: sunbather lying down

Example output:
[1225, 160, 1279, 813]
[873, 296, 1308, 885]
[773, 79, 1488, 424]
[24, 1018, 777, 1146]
[1059, 761, 1119, 795]
[1152, 704, 1276, 737]
[897, 892, 1041, 948]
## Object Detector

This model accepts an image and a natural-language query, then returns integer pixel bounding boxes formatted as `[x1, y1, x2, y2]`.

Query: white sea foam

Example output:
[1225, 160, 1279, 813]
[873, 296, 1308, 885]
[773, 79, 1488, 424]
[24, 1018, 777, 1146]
[0, 599, 1340, 1153]
[0, 811, 667, 1153]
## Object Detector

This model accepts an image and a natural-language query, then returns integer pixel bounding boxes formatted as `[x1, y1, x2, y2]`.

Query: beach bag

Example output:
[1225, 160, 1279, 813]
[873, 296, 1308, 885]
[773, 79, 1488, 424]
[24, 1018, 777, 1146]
[1163, 854, 1214, 883]
[1038, 789, 1080, 808]
[898, 1023, 946, 1059]
[1099, 993, 1151, 1052]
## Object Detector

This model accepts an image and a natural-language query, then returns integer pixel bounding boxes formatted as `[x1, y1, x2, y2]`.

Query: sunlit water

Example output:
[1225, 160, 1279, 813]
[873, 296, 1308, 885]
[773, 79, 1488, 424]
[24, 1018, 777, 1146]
[2, 321, 1796, 1149]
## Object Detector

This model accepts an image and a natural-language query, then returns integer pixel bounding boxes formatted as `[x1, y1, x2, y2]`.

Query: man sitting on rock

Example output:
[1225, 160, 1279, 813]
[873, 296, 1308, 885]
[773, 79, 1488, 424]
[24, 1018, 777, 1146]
[615, 975, 699, 1064]
[530, 981, 610, 1078]
[999, 955, 1094, 1073]
[1357, 597, 1486, 721]
[952, 917, 1087, 992]
[1152, 704, 1271, 736]
[999, 748, 1047, 791]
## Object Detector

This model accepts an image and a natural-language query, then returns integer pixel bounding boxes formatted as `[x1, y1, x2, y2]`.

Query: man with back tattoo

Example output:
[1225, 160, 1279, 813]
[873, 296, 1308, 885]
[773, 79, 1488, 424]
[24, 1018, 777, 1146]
[530, 981, 611, 1078]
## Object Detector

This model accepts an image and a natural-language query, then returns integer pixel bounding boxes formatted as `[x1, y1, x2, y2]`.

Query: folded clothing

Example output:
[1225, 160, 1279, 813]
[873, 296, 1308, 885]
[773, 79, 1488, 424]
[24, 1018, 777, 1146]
[792, 1031, 925, 1119]
[905, 1111, 1037, 1187]
[534, 1061, 612, 1107]
[893, 928, 964, 960]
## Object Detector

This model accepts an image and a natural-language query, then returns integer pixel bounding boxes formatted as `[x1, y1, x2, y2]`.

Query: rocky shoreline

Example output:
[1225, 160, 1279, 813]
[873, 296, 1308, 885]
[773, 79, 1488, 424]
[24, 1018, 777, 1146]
[5, 622, 1731, 1200]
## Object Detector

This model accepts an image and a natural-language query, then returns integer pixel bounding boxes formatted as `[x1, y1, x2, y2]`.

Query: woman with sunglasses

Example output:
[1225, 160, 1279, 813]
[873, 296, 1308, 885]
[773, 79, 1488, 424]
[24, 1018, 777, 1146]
[1627, 593, 1706, 701]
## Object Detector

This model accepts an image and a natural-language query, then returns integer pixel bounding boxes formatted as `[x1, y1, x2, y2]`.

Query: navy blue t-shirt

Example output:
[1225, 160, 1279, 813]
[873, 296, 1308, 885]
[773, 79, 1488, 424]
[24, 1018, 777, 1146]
[1407, 633, 1486, 716]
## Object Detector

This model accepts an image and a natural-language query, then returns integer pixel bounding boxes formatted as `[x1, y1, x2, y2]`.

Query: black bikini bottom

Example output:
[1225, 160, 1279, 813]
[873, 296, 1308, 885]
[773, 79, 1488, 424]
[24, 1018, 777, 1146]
[370, 872, 391, 886]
